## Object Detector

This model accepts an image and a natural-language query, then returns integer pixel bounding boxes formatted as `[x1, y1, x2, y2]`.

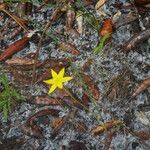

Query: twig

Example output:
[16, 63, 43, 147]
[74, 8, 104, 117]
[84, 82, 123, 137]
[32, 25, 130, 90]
[31, 20, 52, 84]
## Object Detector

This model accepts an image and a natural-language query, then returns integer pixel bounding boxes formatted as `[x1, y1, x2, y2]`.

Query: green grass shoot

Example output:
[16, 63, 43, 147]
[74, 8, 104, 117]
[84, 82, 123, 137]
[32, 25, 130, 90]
[0, 74, 22, 121]
[94, 33, 110, 54]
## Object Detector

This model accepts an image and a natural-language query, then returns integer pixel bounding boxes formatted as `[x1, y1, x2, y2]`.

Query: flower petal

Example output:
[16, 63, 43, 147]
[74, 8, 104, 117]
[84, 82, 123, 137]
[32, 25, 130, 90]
[62, 76, 73, 82]
[43, 79, 54, 85]
[51, 69, 58, 78]
[57, 82, 63, 89]
[44, 67, 73, 94]
[49, 84, 57, 94]
[58, 68, 65, 77]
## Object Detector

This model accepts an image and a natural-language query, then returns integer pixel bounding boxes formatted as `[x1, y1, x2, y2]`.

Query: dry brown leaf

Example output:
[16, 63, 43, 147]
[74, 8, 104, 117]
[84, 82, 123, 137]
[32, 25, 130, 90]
[27, 95, 61, 106]
[76, 11, 83, 34]
[65, 6, 75, 29]
[0, 36, 29, 62]
[132, 77, 150, 97]
[95, 0, 107, 10]
[83, 0, 93, 6]
[134, 0, 150, 6]
[59, 42, 80, 55]
[114, 13, 138, 28]
[134, 131, 150, 140]
[82, 93, 90, 106]
[80, 73, 101, 101]
[0, 137, 25, 150]
[99, 18, 113, 37]
[64, 27, 80, 37]
[6, 57, 35, 65]
[28, 108, 60, 122]
[50, 118, 65, 129]
[124, 28, 150, 52]
[91, 120, 122, 136]
[54, 88, 69, 98]
[75, 122, 88, 133]
[69, 141, 88, 150]
[112, 10, 121, 24]
[21, 122, 43, 138]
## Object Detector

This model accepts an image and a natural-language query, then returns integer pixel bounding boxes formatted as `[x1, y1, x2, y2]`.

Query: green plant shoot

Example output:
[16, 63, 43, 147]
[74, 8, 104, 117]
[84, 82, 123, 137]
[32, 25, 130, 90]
[94, 33, 110, 54]
[0, 74, 22, 121]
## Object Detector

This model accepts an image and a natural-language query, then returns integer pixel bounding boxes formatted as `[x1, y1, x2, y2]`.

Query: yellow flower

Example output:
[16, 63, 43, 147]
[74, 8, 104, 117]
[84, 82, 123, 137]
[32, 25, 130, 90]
[43, 68, 73, 94]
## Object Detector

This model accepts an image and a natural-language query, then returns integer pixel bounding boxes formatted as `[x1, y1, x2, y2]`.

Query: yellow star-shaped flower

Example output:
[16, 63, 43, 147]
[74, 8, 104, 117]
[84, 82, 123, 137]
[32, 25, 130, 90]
[43, 68, 73, 94]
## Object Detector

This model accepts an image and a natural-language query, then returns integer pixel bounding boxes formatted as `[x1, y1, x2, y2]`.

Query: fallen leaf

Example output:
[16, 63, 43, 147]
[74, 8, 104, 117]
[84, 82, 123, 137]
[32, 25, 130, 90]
[21, 122, 43, 138]
[114, 13, 138, 28]
[9, 26, 23, 39]
[65, 5, 75, 29]
[42, 58, 70, 70]
[76, 11, 83, 34]
[82, 93, 90, 106]
[134, 0, 150, 6]
[59, 42, 80, 55]
[75, 121, 88, 133]
[134, 131, 150, 140]
[82, 58, 93, 72]
[83, 0, 93, 6]
[0, 137, 25, 150]
[104, 69, 133, 100]
[99, 18, 113, 37]
[124, 28, 150, 52]
[135, 111, 150, 126]
[96, 4, 107, 17]
[69, 141, 88, 150]
[54, 88, 69, 98]
[95, 0, 107, 10]
[91, 120, 122, 136]
[28, 108, 60, 122]
[50, 118, 65, 129]
[112, 10, 121, 24]
[5, 57, 35, 65]
[0, 36, 29, 61]
[64, 27, 80, 37]
[94, 18, 113, 53]
[103, 131, 116, 150]
[27, 95, 61, 106]
[80, 73, 101, 101]
[132, 77, 150, 97]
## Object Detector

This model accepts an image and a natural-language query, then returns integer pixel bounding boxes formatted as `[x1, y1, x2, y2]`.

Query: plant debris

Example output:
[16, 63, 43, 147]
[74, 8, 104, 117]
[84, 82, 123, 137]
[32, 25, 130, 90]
[124, 28, 150, 52]
[0, 0, 149, 149]
[132, 77, 150, 97]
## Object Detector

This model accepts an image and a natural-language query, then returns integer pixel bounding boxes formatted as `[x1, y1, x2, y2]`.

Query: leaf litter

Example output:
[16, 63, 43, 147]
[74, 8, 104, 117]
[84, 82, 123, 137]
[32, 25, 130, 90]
[0, 0, 150, 149]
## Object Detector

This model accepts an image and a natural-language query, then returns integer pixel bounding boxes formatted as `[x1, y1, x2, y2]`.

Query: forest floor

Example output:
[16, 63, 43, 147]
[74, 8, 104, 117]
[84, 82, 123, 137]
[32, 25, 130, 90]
[0, 0, 150, 150]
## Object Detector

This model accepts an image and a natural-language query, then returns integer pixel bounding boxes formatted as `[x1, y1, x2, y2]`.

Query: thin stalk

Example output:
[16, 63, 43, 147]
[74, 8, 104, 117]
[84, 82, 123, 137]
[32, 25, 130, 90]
[67, 57, 102, 121]
[64, 86, 89, 112]
[31, 20, 52, 84]
[2, 9, 28, 32]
